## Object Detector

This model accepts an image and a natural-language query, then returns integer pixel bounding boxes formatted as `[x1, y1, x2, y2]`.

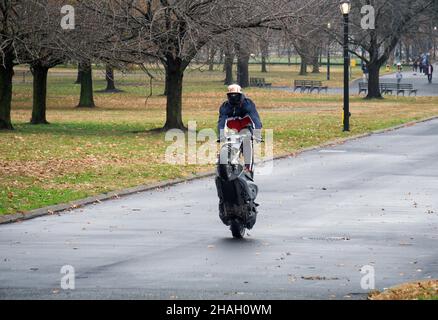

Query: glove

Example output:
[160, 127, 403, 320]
[253, 129, 263, 142]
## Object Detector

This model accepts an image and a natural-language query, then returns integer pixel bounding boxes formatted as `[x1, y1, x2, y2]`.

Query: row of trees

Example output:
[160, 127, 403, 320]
[0, 0, 437, 131]
[199, 0, 437, 99]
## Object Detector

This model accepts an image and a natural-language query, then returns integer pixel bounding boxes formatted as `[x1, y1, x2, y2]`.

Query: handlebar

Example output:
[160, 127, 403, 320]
[217, 137, 264, 143]
[218, 125, 263, 143]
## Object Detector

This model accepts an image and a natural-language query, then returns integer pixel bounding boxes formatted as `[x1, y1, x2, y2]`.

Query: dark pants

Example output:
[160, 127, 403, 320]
[428, 74, 433, 83]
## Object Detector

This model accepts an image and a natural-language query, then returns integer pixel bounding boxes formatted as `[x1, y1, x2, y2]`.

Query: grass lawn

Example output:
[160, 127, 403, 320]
[1, 64, 438, 215]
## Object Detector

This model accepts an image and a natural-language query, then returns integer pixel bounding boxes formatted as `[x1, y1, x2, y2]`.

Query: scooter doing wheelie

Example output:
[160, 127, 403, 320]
[215, 115, 260, 238]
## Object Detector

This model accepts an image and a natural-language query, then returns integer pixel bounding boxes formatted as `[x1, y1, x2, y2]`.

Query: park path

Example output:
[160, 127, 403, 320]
[376, 66, 438, 96]
[1, 119, 438, 300]
[274, 63, 438, 96]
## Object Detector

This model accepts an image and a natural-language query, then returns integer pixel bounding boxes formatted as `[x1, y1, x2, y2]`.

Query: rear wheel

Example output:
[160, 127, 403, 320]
[230, 220, 246, 239]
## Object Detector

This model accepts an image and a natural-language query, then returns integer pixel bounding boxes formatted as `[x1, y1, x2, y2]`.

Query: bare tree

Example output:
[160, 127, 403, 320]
[223, 39, 235, 85]
[235, 32, 255, 88]
[103, 65, 121, 93]
[80, 0, 313, 130]
[0, 1, 23, 130]
[0, 0, 64, 129]
[294, 37, 323, 75]
[20, 1, 66, 124]
[77, 60, 95, 108]
[327, 0, 436, 98]
[255, 29, 273, 73]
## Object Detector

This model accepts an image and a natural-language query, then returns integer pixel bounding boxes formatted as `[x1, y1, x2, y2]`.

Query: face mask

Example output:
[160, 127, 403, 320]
[228, 93, 241, 105]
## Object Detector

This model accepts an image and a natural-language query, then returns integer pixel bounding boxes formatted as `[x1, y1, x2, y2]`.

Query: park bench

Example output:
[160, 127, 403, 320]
[249, 77, 272, 88]
[309, 80, 328, 93]
[381, 83, 418, 96]
[359, 82, 417, 96]
[359, 82, 395, 95]
[396, 83, 417, 96]
[358, 82, 368, 95]
[293, 79, 304, 92]
[380, 83, 399, 95]
[294, 80, 312, 92]
[294, 80, 327, 93]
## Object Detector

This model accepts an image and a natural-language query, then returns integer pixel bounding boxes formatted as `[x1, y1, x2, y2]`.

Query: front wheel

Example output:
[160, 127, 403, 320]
[230, 220, 246, 239]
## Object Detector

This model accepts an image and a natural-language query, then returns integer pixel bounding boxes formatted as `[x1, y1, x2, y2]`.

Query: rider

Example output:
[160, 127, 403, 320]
[218, 84, 262, 174]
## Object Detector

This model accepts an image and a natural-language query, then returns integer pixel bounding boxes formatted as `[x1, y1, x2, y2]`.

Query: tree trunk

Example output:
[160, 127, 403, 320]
[237, 55, 249, 88]
[366, 62, 383, 99]
[77, 63, 95, 108]
[163, 56, 186, 130]
[261, 41, 268, 73]
[163, 72, 168, 96]
[405, 43, 411, 62]
[31, 65, 49, 124]
[75, 64, 82, 84]
[299, 61, 307, 75]
[261, 56, 268, 73]
[208, 48, 216, 71]
[235, 43, 250, 88]
[236, 47, 250, 88]
[162, 63, 168, 96]
[312, 58, 320, 73]
[224, 53, 234, 85]
[105, 65, 117, 91]
[0, 56, 14, 130]
[218, 49, 224, 65]
[312, 64, 320, 73]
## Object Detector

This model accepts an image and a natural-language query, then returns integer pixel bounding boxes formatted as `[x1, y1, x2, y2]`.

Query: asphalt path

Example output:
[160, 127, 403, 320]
[1, 119, 438, 300]
[275, 63, 438, 96]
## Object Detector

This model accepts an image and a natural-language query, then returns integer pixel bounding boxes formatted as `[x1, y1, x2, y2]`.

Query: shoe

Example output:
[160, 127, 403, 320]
[243, 167, 254, 179]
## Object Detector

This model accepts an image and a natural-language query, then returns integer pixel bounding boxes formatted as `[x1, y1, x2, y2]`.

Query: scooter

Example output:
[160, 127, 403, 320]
[215, 115, 259, 238]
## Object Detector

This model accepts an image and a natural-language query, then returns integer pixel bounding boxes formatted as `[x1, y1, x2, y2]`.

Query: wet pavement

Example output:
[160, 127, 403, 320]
[1, 119, 438, 300]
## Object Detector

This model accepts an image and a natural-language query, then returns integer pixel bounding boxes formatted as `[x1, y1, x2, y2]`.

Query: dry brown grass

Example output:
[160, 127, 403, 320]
[369, 280, 438, 300]
[2, 65, 438, 215]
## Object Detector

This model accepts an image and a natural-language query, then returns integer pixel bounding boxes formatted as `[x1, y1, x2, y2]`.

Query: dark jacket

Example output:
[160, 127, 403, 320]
[217, 95, 262, 133]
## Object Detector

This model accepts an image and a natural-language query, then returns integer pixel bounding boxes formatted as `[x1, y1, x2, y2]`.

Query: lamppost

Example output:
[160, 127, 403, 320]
[327, 23, 331, 81]
[340, 0, 351, 132]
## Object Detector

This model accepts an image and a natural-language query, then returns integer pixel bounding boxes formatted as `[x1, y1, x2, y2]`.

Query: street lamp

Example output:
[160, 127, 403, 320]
[340, 0, 351, 132]
[340, 0, 351, 15]
[327, 23, 331, 81]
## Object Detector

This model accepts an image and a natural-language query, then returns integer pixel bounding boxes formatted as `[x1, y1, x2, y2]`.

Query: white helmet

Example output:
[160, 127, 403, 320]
[227, 84, 242, 95]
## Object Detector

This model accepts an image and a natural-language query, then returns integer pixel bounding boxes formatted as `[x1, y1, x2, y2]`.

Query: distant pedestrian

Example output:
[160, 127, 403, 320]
[397, 62, 402, 71]
[396, 71, 403, 84]
[413, 61, 418, 73]
[422, 55, 429, 74]
[426, 64, 434, 83]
